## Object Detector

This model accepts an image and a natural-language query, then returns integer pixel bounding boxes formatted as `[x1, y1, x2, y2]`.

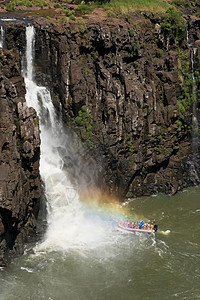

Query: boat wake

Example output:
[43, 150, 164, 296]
[159, 230, 171, 236]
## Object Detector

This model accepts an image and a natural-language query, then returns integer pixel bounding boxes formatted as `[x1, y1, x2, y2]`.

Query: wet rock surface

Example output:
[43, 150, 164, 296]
[0, 48, 41, 265]
[30, 14, 200, 198]
[0, 10, 200, 264]
[1, 13, 200, 203]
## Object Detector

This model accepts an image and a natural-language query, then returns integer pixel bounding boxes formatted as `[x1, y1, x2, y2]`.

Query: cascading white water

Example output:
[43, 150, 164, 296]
[186, 30, 199, 184]
[191, 49, 199, 150]
[23, 26, 112, 252]
[1, 24, 200, 300]
[0, 26, 4, 48]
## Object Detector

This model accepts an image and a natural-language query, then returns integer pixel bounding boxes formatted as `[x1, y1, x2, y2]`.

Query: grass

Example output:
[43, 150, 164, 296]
[4, 0, 170, 16]
[103, 0, 170, 13]
[73, 0, 170, 18]
[5, 0, 49, 10]
[75, 3, 97, 16]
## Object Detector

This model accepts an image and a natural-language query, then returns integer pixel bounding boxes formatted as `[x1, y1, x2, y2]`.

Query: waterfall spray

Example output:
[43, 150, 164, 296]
[186, 29, 199, 184]
[191, 49, 199, 152]
[0, 26, 4, 48]
[22, 26, 115, 252]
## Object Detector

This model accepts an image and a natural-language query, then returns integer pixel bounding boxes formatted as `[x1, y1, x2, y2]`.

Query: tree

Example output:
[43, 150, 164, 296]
[161, 7, 186, 45]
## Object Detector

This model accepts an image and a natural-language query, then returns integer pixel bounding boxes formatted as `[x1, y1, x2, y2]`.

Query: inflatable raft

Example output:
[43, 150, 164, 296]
[118, 220, 158, 234]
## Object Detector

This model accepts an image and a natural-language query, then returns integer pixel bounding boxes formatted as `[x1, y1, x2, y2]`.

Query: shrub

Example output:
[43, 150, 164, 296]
[6, 1, 16, 11]
[171, 0, 191, 8]
[75, 106, 95, 149]
[196, 11, 200, 18]
[69, 14, 76, 20]
[129, 41, 140, 58]
[75, 3, 95, 16]
[81, 105, 87, 112]
[158, 48, 163, 57]
[54, 3, 61, 8]
[161, 7, 186, 44]
[129, 29, 134, 37]
[26, 1, 33, 7]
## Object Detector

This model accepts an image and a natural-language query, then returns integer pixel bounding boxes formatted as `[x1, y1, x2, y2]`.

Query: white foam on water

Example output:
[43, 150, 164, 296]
[192, 209, 200, 214]
[159, 230, 171, 235]
[20, 267, 33, 273]
[0, 18, 17, 22]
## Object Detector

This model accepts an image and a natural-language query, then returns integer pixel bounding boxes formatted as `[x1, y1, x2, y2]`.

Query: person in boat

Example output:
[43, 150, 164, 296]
[129, 221, 133, 228]
[130, 221, 138, 228]
[151, 220, 155, 230]
[139, 220, 144, 229]
[128, 221, 139, 228]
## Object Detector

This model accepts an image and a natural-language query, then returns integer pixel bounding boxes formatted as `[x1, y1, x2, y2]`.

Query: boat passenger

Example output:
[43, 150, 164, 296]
[129, 222, 133, 228]
[139, 220, 144, 229]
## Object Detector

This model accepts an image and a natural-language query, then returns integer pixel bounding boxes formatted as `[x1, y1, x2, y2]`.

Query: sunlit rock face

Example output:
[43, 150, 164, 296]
[30, 15, 198, 198]
[0, 48, 41, 265]
[2, 14, 200, 202]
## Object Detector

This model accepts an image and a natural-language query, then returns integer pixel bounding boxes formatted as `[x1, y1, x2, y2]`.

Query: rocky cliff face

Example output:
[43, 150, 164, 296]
[29, 13, 200, 198]
[0, 47, 41, 265]
[2, 12, 200, 203]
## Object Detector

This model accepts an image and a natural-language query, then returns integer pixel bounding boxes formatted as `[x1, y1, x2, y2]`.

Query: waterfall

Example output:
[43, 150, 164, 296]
[23, 26, 109, 252]
[191, 49, 199, 153]
[186, 30, 200, 184]
[0, 26, 4, 48]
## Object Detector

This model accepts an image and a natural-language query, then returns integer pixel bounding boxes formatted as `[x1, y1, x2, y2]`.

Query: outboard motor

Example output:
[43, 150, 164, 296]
[154, 224, 158, 232]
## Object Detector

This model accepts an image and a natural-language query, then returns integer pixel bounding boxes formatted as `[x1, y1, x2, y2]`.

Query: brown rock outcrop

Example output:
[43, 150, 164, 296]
[30, 14, 195, 197]
[0, 48, 41, 265]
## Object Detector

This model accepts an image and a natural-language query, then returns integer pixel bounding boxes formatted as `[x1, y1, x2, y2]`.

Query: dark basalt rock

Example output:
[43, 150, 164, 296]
[29, 14, 196, 198]
[0, 48, 41, 266]
[1, 13, 200, 203]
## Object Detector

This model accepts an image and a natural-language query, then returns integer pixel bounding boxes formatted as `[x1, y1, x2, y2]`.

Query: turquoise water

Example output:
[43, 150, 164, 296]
[0, 187, 200, 300]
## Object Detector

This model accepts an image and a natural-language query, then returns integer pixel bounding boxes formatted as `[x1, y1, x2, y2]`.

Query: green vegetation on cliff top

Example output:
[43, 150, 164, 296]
[3, 0, 170, 14]
[2, 0, 200, 15]
[2, 0, 200, 18]
[103, 0, 169, 12]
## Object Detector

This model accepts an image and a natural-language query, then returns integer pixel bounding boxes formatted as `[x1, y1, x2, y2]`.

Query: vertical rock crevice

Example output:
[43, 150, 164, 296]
[28, 14, 199, 198]
[2, 13, 200, 203]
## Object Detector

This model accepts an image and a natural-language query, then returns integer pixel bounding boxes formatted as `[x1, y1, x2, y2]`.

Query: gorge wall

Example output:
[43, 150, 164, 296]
[31, 13, 200, 198]
[0, 46, 41, 265]
[4, 12, 200, 199]
[0, 10, 200, 264]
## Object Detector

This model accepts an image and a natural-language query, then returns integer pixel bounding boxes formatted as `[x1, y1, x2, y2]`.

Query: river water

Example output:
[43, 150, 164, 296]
[0, 188, 200, 299]
[0, 25, 200, 300]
